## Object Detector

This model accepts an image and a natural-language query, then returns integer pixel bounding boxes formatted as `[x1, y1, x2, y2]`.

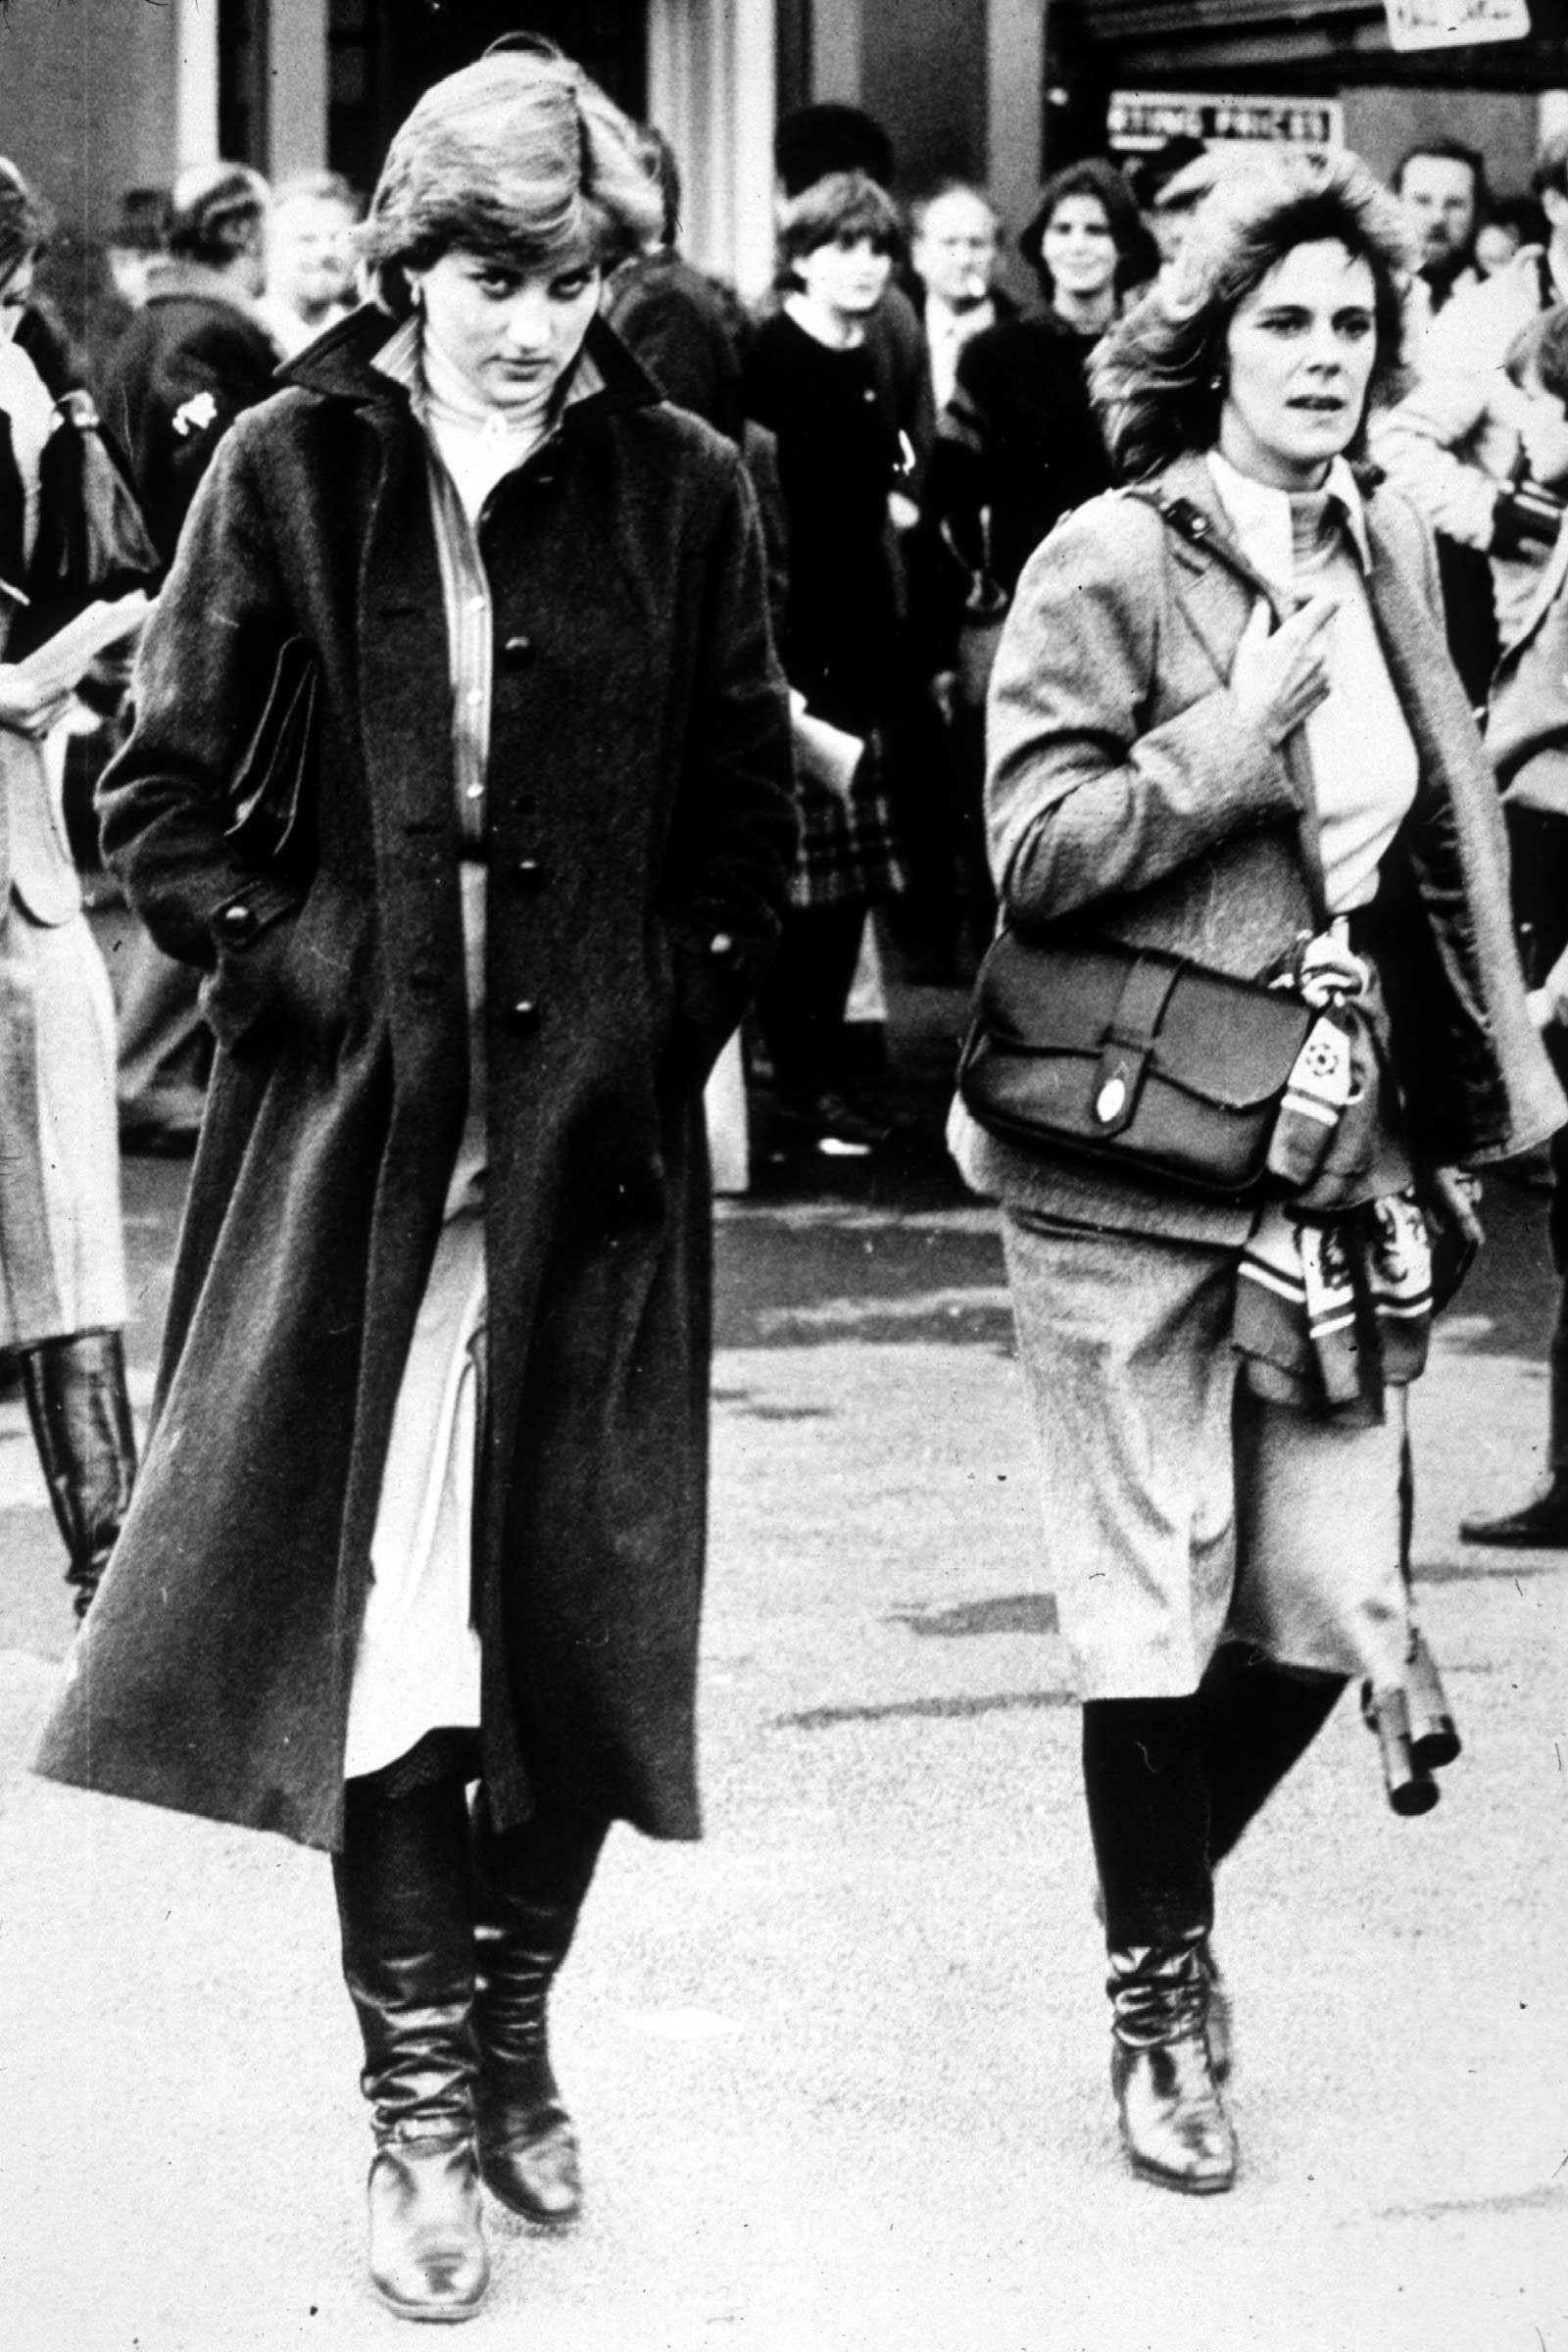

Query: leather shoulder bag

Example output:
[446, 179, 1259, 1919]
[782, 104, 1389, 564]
[957, 929, 1314, 1200]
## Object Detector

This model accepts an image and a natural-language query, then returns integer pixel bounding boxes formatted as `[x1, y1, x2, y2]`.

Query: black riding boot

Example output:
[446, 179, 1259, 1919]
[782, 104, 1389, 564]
[333, 1764, 489, 2323]
[1083, 1696, 1236, 2193]
[19, 1329, 137, 1619]
[1199, 1643, 1347, 1866]
[470, 1798, 609, 2225]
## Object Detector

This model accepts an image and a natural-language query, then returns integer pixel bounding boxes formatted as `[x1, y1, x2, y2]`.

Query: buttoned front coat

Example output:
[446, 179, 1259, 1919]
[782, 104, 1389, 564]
[34, 310, 797, 1852]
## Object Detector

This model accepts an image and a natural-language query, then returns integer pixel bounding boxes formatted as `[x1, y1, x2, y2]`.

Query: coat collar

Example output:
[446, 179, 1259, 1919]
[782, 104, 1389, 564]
[141, 256, 265, 318]
[281, 302, 663, 424]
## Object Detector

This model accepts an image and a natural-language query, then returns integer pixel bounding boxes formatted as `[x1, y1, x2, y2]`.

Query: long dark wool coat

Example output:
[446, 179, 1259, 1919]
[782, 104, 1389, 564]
[34, 311, 797, 1852]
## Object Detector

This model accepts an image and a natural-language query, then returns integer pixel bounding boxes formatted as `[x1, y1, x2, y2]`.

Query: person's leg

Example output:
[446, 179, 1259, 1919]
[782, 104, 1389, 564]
[1081, 1694, 1236, 2194]
[1463, 808, 1568, 1542]
[1198, 1642, 1347, 1868]
[469, 1796, 610, 2224]
[333, 1742, 489, 2322]
[18, 1328, 136, 1618]
[114, 923, 210, 1151]
[755, 901, 888, 1147]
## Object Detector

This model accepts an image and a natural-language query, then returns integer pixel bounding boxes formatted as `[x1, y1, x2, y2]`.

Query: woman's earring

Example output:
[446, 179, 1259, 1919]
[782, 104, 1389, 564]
[1208, 372, 1224, 391]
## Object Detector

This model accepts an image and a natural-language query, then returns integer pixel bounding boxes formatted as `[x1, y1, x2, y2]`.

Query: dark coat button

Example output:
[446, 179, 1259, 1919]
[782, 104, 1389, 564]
[506, 999, 539, 1028]
[511, 857, 543, 886]
[500, 633, 535, 669]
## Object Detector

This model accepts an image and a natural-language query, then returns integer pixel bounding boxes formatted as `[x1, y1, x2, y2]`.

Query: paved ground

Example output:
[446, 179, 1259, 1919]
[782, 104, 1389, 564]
[0, 984, 1564, 2351]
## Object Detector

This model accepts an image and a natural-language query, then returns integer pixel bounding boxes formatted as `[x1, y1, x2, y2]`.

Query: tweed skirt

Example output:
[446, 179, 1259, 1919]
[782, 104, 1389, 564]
[1002, 1206, 1409, 1698]
[0, 902, 127, 1349]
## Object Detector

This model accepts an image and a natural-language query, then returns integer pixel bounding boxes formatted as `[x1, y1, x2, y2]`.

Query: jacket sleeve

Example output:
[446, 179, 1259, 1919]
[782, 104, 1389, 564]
[97, 413, 303, 970]
[659, 448, 798, 1074]
[988, 496, 1299, 925]
[1371, 368, 1504, 553]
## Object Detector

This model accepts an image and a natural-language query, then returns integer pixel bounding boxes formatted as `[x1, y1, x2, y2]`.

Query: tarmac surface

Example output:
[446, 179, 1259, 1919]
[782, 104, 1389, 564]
[0, 982, 1564, 2352]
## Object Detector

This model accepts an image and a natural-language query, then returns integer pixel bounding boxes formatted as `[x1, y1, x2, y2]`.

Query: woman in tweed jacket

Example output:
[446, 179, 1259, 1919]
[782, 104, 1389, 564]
[952, 151, 1561, 2196]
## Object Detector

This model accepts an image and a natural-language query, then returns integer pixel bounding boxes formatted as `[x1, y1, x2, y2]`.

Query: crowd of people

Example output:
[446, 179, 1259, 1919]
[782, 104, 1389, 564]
[3, 33, 1568, 2325]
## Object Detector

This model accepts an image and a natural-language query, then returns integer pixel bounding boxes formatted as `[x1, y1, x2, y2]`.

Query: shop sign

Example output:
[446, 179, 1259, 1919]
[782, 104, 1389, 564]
[1108, 92, 1345, 153]
[1383, 0, 1530, 46]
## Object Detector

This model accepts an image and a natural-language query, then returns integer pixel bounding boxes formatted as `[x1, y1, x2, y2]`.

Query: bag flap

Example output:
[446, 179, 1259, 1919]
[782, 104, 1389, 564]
[975, 930, 1311, 1112]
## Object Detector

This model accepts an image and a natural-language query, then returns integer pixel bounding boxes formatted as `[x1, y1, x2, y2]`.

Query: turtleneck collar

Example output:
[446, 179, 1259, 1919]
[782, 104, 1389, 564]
[1206, 448, 1371, 588]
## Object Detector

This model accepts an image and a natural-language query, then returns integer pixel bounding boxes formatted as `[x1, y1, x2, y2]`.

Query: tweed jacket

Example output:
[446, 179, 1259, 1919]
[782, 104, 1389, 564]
[950, 453, 1564, 1245]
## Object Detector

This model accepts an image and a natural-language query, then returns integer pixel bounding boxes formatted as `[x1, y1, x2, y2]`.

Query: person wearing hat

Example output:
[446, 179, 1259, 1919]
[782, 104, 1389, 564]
[101, 161, 279, 1155]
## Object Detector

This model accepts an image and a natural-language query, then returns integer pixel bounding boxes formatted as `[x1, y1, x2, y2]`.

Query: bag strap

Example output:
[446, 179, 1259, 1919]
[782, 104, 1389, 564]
[1092, 951, 1185, 1137]
[1124, 486, 1289, 618]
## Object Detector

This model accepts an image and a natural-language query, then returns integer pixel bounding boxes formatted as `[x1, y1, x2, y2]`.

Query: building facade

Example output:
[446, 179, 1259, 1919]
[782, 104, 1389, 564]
[0, 1, 1564, 299]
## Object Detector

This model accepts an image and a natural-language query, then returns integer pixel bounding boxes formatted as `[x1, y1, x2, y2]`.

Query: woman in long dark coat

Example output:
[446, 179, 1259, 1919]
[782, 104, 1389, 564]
[34, 47, 795, 2325]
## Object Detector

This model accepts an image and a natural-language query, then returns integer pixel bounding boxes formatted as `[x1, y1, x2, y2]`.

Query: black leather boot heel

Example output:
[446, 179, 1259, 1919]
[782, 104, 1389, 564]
[470, 1802, 607, 2226]
[1108, 1936, 1237, 2195]
[335, 1771, 489, 2323]
[19, 1328, 137, 1618]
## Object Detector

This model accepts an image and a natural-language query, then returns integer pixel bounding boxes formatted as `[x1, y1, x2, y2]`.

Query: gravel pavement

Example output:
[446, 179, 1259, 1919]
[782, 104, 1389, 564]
[0, 1003, 1563, 2352]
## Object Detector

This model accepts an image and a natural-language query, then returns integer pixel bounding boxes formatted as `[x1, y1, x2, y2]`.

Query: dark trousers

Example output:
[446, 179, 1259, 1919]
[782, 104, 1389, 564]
[1082, 1648, 1345, 1949]
[755, 900, 868, 1100]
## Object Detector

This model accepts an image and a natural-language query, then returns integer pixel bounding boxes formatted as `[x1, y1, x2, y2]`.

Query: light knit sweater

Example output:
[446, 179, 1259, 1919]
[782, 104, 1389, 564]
[1205, 450, 1418, 914]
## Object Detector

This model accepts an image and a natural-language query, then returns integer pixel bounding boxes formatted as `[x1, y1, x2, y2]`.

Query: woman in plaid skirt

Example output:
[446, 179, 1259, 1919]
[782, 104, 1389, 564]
[745, 171, 909, 1154]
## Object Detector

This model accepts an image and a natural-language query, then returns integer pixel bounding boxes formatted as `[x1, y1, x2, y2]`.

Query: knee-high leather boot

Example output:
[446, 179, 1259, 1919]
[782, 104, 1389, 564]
[19, 1329, 137, 1619]
[1107, 1933, 1237, 2195]
[333, 1770, 490, 2324]
[1083, 1696, 1237, 2193]
[470, 1799, 608, 2226]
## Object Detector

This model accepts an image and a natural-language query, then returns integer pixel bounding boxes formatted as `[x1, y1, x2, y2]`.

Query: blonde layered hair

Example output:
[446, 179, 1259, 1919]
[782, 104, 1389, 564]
[1091, 147, 1416, 482]
[361, 45, 662, 316]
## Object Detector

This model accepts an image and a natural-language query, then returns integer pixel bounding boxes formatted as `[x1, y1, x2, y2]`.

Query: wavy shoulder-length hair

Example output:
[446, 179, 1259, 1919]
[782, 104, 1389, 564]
[360, 43, 663, 316]
[1020, 157, 1157, 303]
[1090, 147, 1415, 482]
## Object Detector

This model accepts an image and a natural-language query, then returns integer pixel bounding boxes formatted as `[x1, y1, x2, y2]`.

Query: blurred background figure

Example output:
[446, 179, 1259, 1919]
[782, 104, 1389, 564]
[1375, 130, 1568, 692]
[1475, 194, 1544, 278]
[908, 180, 1007, 415]
[1022, 155, 1157, 355]
[105, 189, 171, 316]
[603, 122, 748, 445]
[100, 160, 278, 1155]
[1460, 306, 1568, 1547]
[0, 156, 157, 1621]
[745, 169, 910, 1154]
[1130, 135, 1209, 270]
[1388, 139, 1496, 698]
[260, 169, 363, 358]
[1395, 139, 1487, 332]
[919, 161, 1143, 964]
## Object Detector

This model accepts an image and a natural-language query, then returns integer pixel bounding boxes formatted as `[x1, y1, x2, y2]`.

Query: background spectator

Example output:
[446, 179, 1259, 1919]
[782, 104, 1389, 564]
[101, 160, 278, 1154]
[259, 169, 362, 358]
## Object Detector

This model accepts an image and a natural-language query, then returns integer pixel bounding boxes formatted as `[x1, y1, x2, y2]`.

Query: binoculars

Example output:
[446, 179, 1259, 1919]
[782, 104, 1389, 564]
[1361, 1628, 1460, 1816]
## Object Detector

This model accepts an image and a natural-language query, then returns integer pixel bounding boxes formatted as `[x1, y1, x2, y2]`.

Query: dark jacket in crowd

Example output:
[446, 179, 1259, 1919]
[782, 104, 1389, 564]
[100, 256, 279, 565]
[34, 310, 797, 1852]
[923, 308, 1111, 638]
[604, 249, 749, 445]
